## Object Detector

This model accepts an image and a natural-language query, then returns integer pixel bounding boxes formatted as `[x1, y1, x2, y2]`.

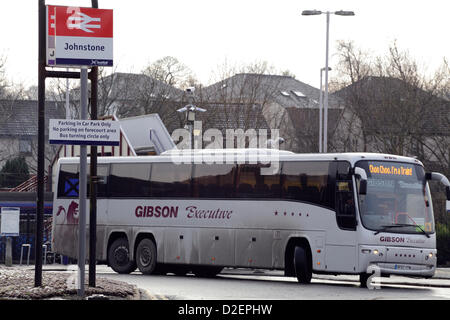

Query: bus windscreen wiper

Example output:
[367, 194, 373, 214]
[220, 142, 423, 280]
[374, 224, 430, 238]
[374, 225, 401, 235]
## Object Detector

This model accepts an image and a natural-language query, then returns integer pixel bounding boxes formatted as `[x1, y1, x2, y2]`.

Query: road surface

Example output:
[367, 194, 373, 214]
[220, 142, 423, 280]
[97, 267, 450, 300]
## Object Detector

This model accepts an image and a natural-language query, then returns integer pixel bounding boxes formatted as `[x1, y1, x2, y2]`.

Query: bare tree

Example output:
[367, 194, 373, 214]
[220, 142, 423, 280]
[330, 41, 373, 152]
[142, 56, 198, 90]
[0, 55, 7, 98]
[332, 41, 449, 158]
[0, 55, 23, 118]
[194, 61, 283, 148]
[332, 41, 450, 222]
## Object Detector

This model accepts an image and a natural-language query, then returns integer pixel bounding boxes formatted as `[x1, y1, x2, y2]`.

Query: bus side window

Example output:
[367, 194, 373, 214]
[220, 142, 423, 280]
[58, 164, 79, 198]
[192, 163, 236, 198]
[109, 163, 151, 198]
[281, 161, 332, 208]
[87, 164, 109, 198]
[260, 167, 281, 198]
[150, 163, 192, 198]
[236, 164, 257, 198]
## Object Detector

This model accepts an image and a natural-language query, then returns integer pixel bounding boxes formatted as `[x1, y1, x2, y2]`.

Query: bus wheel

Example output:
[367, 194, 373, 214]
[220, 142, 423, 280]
[136, 238, 157, 275]
[108, 238, 136, 274]
[294, 246, 312, 284]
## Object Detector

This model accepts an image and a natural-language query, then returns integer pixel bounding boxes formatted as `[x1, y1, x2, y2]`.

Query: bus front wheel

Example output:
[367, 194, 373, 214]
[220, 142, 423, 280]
[136, 238, 157, 275]
[294, 246, 312, 284]
[108, 237, 137, 274]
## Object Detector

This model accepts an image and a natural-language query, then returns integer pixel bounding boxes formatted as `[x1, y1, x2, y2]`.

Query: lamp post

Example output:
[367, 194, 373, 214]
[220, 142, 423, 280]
[177, 88, 206, 149]
[319, 67, 331, 153]
[302, 9, 355, 153]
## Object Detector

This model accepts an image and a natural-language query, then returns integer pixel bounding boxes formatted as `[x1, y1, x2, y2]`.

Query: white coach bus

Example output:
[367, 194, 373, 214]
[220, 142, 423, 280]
[52, 149, 450, 286]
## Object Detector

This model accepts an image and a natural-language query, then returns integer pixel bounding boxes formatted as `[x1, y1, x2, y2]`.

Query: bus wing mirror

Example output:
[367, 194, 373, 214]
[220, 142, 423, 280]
[446, 187, 450, 213]
[426, 172, 450, 213]
[354, 167, 367, 195]
[426, 172, 450, 200]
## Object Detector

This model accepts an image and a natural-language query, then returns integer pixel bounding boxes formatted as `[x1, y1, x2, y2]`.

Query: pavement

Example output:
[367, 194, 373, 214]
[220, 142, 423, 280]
[0, 264, 140, 300]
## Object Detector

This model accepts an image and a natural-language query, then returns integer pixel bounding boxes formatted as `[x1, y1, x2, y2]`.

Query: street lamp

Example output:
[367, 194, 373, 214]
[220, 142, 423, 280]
[319, 67, 331, 153]
[302, 9, 355, 153]
[177, 87, 206, 149]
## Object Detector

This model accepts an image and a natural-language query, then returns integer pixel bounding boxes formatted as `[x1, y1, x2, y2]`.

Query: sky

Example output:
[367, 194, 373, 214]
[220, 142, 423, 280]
[1, 0, 449, 89]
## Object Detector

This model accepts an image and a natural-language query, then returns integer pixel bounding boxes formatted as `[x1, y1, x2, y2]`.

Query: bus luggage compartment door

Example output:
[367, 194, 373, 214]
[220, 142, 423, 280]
[235, 229, 273, 268]
[163, 228, 199, 265]
[198, 229, 235, 266]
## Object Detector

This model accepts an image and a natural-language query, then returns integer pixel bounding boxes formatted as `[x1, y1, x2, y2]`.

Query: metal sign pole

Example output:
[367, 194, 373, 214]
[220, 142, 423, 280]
[89, 66, 98, 288]
[78, 67, 89, 297]
[36, 0, 106, 291]
[89, 0, 99, 289]
[35, 0, 46, 287]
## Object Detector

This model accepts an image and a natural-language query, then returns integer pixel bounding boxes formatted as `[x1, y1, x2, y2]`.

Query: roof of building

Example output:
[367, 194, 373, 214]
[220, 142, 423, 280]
[285, 107, 343, 135]
[201, 73, 342, 109]
[196, 102, 270, 132]
[0, 100, 65, 136]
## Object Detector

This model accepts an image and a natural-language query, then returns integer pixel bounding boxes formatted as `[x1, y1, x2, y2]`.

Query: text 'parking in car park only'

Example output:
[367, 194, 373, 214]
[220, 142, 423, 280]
[46, 5, 113, 67]
[49, 119, 120, 146]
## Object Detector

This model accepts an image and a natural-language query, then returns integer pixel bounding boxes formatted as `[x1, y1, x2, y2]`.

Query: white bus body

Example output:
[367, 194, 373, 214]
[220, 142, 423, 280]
[51, 149, 449, 284]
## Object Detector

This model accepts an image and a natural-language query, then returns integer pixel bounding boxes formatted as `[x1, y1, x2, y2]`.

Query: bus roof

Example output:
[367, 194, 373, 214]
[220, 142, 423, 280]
[57, 149, 424, 167]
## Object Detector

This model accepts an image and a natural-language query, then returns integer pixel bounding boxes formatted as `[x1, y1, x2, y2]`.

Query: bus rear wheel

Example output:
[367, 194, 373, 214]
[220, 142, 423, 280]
[108, 237, 136, 274]
[294, 246, 312, 284]
[136, 238, 157, 275]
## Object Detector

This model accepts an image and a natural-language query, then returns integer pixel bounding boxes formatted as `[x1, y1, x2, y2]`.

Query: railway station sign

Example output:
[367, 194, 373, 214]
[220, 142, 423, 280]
[46, 5, 113, 67]
[49, 119, 120, 146]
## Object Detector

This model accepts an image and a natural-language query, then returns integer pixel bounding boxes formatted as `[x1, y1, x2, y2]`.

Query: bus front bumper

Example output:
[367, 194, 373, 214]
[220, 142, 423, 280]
[358, 245, 437, 277]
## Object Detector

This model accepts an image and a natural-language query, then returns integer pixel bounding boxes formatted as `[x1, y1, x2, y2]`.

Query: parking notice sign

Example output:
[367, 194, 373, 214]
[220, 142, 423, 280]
[49, 119, 120, 146]
[46, 6, 113, 67]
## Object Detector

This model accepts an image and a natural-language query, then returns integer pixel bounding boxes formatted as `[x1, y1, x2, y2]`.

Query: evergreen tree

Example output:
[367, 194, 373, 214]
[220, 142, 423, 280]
[0, 157, 30, 188]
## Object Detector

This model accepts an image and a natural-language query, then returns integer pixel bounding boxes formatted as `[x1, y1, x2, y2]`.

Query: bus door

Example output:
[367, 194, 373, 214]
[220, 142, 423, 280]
[325, 161, 358, 273]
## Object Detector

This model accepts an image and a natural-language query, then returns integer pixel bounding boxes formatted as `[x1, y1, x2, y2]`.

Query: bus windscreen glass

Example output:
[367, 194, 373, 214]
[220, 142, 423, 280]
[356, 161, 434, 234]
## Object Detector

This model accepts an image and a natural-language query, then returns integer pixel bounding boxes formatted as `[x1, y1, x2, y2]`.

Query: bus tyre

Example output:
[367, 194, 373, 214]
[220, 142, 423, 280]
[108, 238, 136, 274]
[294, 246, 312, 284]
[136, 239, 157, 275]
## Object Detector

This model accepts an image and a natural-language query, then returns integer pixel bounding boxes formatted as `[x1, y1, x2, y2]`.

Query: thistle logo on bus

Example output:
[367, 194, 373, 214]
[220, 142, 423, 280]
[56, 201, 79, 224]
[135, 205, 179, 218]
